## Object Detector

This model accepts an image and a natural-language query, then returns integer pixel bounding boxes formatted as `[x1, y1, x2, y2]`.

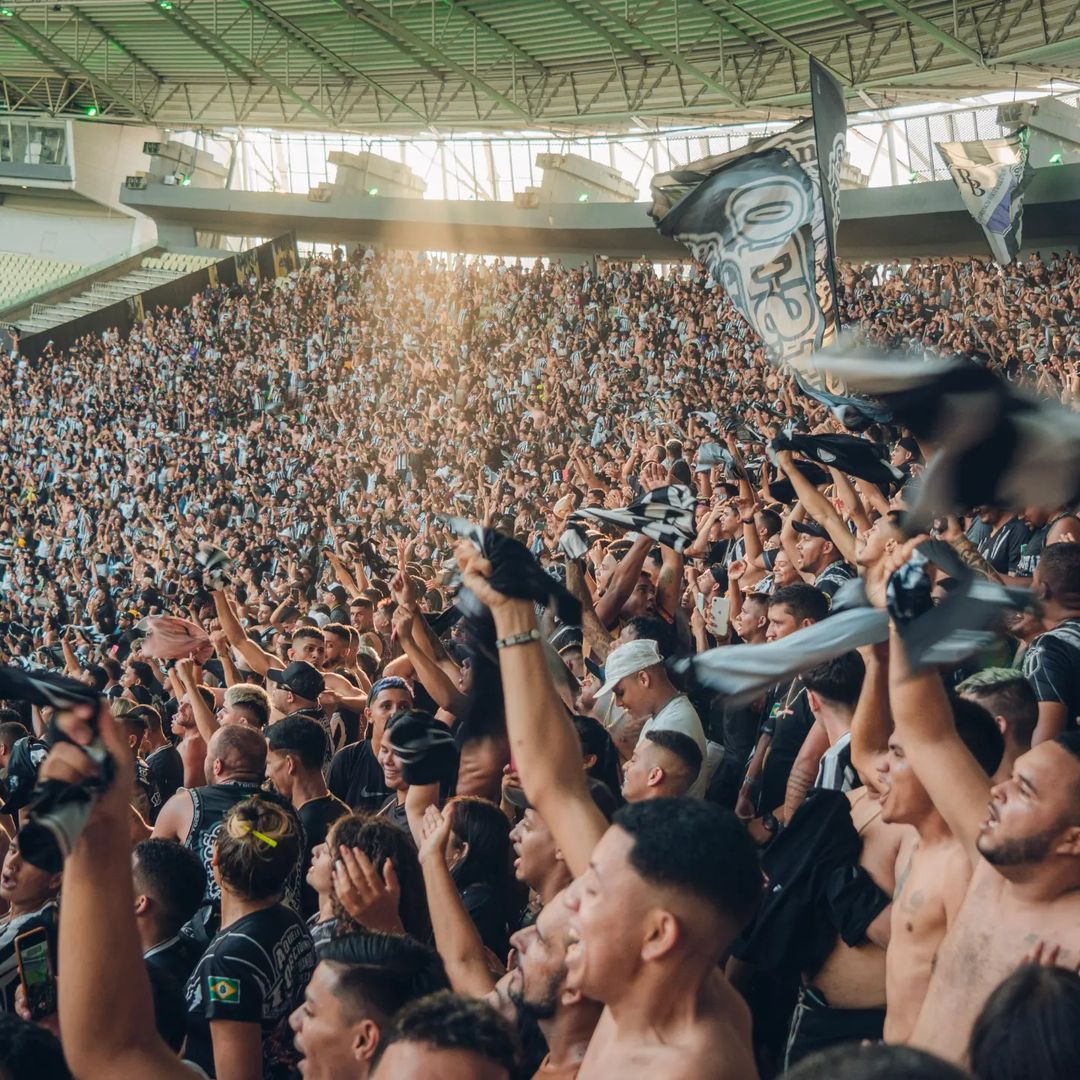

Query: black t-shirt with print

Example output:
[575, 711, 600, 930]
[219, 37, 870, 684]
[977, 517, 1030, 575]
[185, 904, 316, 1079]
[757, 680, 814, 815]
[814, 560, 856, 600]
[1023, 618, 1080, 727]
[146, 743, 184, 812]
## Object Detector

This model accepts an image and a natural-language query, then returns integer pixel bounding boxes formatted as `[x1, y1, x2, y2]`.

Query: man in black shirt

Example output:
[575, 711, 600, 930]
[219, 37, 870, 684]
[792, 520, 855, 600]
[973, 506, 1030, 577]
[266, 660, 334, 757]
[1015, 507, 1080, 578]
[267, 715, 348, 917]
[133, 705, 184, 815]
[1023, 543, 1080, 742]
[328, 676, 413, 812]
[737, 584, 830, 835]
[133, 839, 206, 987]
[152, 725, 305, 936]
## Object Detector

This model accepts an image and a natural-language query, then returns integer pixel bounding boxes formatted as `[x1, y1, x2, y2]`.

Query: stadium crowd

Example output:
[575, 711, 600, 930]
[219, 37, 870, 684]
[0, 244, 1079, 1080]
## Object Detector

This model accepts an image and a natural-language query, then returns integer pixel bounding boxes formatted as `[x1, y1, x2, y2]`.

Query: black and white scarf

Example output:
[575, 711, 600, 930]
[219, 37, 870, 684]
[566, 484, 697, 554]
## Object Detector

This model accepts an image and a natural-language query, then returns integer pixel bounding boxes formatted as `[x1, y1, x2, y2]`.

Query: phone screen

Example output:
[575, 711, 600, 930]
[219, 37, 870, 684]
[16, 928, 56, 1020]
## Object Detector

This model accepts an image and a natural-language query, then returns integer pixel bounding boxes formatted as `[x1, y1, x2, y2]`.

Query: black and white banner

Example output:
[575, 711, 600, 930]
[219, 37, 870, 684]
[936, 129, 1033, 266]
[567, 484, 697, 553]
[650, 61, 847, 382]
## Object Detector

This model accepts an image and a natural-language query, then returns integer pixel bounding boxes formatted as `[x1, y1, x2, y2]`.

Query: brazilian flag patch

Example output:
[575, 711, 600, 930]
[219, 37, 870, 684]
[208, 977, 241, 1004]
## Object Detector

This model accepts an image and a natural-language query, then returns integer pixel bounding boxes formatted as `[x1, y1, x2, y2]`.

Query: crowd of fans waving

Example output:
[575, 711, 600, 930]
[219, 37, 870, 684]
[0, 244, 1079, 1080]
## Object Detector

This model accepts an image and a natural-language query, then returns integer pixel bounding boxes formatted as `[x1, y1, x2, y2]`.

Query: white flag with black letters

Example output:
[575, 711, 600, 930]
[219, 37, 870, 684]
[649, 61, 888, 424]
[936, 130, 1033, 265]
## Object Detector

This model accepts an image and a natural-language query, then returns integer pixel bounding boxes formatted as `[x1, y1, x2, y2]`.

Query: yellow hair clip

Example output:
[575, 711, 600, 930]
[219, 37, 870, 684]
[243, 823, 278, 847]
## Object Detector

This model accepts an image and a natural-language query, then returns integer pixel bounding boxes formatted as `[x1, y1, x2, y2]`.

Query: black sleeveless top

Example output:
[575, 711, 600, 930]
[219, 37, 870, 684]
[185, 780, 306, 912]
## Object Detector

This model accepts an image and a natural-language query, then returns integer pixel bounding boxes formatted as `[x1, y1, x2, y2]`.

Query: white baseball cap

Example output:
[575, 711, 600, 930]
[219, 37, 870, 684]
[597, 638, 663, 698]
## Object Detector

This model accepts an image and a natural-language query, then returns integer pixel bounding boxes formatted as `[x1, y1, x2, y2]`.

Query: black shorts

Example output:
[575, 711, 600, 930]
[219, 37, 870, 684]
[784, 984, 885, 1070]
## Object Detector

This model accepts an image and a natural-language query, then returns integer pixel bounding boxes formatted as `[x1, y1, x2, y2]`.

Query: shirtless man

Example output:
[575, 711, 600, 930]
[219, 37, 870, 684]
[850, 644, 1004, 1044]
[886, 621, 1080, 1063]
[458, 542, 762, 1078]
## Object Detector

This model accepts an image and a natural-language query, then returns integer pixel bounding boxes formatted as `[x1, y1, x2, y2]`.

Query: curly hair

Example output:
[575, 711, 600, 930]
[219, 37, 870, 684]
[328, 813, 430, 940]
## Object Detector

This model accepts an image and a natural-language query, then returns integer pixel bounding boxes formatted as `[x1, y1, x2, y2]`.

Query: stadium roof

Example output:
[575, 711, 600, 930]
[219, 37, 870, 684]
[1, 1, 1079, 133]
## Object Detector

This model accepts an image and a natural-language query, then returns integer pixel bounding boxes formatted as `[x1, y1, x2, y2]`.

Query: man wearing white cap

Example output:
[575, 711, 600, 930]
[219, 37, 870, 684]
[597, 639, 712, 795]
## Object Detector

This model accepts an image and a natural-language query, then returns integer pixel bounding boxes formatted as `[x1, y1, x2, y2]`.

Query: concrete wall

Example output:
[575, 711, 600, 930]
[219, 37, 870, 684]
[70, 121, 159, 213]
[0, 197, 151, 264]
[120, 162, 1080, 261]
[0, 123, 160, 263]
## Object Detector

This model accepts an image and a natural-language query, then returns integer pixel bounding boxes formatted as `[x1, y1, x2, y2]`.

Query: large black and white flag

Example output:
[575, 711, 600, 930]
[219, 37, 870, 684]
[769, 429, 904, 490]
[809, 353, 1080, 529]
[936, 129, 1033, 265]
[567, 484, 697, 553]
[650, 61, 877, 420]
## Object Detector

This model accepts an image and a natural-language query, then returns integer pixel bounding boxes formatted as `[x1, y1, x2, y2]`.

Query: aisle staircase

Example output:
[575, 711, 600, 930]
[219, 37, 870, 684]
[14, 252, 218, 335]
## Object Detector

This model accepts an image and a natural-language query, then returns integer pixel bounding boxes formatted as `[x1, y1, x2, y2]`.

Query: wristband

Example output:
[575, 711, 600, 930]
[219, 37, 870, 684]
[495, 628, 542, 651]
[740, 517, 755, 524]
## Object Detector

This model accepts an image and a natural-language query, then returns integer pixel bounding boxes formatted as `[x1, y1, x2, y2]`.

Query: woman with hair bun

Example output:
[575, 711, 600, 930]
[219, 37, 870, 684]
[185, 796, 317, 1079]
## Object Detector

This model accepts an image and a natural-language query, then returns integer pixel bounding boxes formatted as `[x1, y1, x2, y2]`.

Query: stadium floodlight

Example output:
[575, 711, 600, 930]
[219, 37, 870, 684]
[158, 0, 173, 9]
[367, 186, 379, 196]
[180, 174, 192, 186]
[578, 192, 589, 202]
[1049, 151, 1064, 165]
[0, 9, 14, 18]
[85, 106, 98, 118]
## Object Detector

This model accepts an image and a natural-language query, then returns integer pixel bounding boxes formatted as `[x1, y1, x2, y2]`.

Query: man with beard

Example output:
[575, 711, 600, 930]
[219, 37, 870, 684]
[506, 895, 604, 1079]
[883, 615, 1080, 1064]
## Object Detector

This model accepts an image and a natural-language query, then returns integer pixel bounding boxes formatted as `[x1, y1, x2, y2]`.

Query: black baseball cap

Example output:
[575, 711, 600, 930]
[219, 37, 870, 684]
[266, 660, 325, 701]
[792, 519, 830, 541]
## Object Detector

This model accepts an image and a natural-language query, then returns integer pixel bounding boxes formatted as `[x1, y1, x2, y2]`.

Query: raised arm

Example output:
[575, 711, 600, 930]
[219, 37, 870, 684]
[175, 657, 218, 742]
[417, 805, 498, 998]
[887, 623, 992, 865]
[850, 643, 892, 793]
[458, 543, 607, 878]
[210, 629, 242, 689]
[393, 607, 467, 717]
[326, 550, 362, 599]
[594, 534, 651, 630]
[684, 506, 722, 560]
[829, 467, 871, 535]
[54, 703, 191, 1080]
[212, 588, 279, 676]
[655, 543, 684, 622]
[774, 450, 857, 564]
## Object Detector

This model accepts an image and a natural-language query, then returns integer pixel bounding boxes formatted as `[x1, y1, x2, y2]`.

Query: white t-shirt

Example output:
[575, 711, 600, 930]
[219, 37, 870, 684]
[639, 694, 717, 798]
[639, 693, 706, 757]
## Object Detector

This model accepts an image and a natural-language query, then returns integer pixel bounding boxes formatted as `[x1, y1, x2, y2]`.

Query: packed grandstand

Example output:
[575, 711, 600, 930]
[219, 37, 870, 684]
[3, 3, 1080, 1079]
